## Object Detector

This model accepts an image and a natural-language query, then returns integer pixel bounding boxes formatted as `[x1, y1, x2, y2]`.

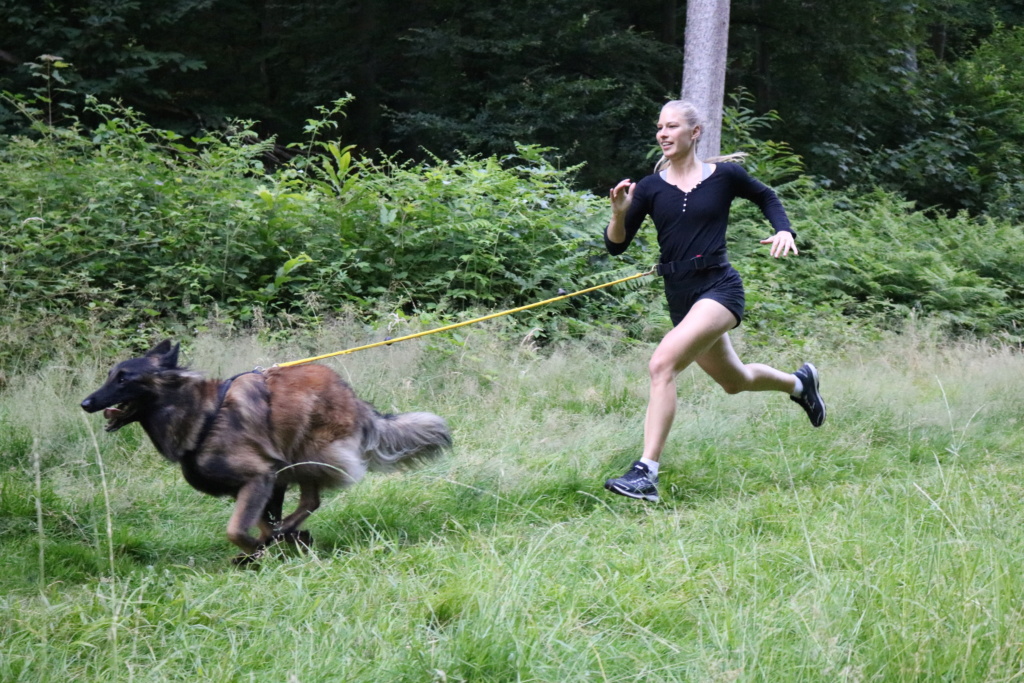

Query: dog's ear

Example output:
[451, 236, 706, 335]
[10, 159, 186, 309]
[146, 339, 173, 357]
[146, 339, 179, 368]
[161, 343, 181, 369]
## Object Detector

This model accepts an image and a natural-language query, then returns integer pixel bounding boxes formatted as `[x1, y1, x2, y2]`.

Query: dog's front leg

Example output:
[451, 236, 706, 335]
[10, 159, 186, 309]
[257, 484, 287, 542]
[227, 474, 276, 563]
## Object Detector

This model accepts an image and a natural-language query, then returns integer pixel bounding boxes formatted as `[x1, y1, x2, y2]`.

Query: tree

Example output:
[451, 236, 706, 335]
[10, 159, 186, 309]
[380, 0, 679, 189]
[681, 0, 731, 158]
[0, 0, 205, 121]
[4, 0, 1022, 208]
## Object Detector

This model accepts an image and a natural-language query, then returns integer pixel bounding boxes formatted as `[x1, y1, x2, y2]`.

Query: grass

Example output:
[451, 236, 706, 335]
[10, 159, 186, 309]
[2, 320, 1024, 681]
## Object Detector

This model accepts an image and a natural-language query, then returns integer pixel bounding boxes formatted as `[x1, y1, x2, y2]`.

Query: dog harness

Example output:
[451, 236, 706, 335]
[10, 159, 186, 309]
[183, 369, 263, 460]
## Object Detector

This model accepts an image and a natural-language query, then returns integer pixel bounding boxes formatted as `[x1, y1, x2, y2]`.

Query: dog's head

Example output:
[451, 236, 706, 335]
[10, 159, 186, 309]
[81, 339, 181, 431]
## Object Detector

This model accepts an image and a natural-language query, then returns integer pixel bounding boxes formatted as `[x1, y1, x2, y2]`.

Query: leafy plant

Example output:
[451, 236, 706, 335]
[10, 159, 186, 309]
[4, 86, 1024, 372]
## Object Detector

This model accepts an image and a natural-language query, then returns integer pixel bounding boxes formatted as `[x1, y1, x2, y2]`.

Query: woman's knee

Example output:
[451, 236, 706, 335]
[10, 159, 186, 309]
[648, 353, 678, 383]
[717, 378, 746, 395]
[713, 367, 750, 395]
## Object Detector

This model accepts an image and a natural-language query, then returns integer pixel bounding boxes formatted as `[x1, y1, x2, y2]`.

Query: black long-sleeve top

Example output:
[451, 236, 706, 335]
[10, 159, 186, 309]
[604, 162, 793, 266]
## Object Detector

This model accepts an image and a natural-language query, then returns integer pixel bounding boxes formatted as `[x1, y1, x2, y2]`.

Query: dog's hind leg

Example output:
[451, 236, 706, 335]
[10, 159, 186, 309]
[227, 474, 277, 562]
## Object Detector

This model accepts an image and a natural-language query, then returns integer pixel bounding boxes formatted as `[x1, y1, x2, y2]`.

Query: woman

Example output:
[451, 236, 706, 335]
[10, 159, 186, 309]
[603, 100, 825, 503]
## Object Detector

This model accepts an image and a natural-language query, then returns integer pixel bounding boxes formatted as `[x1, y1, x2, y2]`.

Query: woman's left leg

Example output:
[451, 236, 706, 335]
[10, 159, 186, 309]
[695, 332, 797, 395]
[697, 332, 827, 427]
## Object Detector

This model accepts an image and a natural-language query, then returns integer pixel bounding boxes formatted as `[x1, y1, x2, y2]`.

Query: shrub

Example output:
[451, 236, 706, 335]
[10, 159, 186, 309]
[3, 90, 1023, 371]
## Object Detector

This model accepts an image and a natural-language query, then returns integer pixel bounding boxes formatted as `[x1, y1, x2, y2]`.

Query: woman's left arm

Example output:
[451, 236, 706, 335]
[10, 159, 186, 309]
[732, 164, 798, 258]
[760, 230, 798, 258]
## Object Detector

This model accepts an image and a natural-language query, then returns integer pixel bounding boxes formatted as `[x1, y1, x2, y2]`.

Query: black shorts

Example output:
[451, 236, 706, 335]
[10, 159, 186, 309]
[663, 265, 745, 328]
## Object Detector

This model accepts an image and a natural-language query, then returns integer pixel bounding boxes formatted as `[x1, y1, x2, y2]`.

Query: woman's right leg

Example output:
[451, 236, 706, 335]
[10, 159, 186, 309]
[605, 299, 737, 501]
[640, 299, 739, 462]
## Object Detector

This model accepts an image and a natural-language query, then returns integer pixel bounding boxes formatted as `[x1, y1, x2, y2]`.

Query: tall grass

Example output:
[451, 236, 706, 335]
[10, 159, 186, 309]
[2, 321, 1024, 681]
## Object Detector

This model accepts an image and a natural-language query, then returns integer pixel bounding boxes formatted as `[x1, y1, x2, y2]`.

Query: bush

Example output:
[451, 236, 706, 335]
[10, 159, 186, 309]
[730, 183, 1024, 340]
[3, 92, 1024, 371]
[0, 96, 665, 366]
[810, 25, 1024, 222]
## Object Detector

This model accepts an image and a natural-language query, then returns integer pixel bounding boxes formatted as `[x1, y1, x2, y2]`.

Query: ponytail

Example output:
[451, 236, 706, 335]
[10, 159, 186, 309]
[653, 151, 747, 174]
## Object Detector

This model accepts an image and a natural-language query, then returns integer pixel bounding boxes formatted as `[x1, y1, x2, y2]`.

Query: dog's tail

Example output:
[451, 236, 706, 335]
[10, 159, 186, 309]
[363, 410, 451, 471]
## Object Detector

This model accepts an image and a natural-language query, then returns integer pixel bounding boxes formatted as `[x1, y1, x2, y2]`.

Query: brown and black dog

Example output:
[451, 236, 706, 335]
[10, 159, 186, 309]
[81, 340, 451, 563]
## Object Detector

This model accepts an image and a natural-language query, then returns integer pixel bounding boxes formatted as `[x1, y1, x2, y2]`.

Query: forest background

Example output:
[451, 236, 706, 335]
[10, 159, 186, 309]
[5, 0, 1024, 202]
[2, 0, 1024, 367]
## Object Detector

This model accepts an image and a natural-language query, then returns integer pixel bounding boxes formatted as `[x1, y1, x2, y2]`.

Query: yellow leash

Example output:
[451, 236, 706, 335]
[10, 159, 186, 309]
[275, 267, 656, 368]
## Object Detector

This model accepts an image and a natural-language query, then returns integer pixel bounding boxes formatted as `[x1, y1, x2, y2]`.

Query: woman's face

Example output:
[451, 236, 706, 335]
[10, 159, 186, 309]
[656, 106, 698, 160]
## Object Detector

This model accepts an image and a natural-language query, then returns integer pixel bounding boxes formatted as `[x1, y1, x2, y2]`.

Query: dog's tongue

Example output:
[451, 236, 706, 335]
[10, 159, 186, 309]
[103, 406, 122, 421]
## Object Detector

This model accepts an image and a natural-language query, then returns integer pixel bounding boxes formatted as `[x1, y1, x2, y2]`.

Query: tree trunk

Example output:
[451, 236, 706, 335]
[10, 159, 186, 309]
[681, 0, 730, 158]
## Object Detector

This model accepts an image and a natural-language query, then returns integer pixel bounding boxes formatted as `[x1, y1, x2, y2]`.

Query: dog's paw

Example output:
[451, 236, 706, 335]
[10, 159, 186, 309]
[231, 544, 267, 568]
[270, 529, 314, 552]
[287, 529, 314, 549]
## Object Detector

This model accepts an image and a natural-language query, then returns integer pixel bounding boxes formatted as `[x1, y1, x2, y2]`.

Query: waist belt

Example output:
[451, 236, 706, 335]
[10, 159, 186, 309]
[655, 253, 729, 277]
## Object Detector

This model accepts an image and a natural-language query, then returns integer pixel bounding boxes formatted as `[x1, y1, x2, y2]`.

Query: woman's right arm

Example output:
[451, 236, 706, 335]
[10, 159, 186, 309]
[605, 179, 636, 256]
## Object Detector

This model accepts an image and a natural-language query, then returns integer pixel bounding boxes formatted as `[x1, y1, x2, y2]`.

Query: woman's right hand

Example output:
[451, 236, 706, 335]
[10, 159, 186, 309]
[609, 179, 635, 216]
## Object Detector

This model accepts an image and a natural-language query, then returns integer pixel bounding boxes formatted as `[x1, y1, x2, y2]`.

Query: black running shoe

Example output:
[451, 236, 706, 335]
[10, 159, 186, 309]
[604, 461, 659, 502]
[791, 362, 826, 427]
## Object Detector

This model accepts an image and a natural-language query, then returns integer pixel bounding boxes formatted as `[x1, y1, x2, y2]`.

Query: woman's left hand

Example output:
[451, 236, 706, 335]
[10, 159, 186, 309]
[760, 231, 798, 258]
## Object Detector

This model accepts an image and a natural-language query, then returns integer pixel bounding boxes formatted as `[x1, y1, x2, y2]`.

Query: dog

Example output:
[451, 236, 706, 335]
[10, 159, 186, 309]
[81, 339, 451, 563]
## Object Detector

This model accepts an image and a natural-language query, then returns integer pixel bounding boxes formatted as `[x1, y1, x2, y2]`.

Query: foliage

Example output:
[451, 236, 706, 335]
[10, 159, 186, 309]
[0, 0, 204, 123]
[0, 97, 314, 330]
[1, 0, 1021, 218]
[3, 91, 1024, 372]
[327, 145, 652, 327]
[796, 21, 1024, 219]
[0, 94, 662, 367]
[729, 181, 1024, 341]
[720, 91, 805, 185]
[895, 23, 1024, 220]
[383, 0, 679, 190]
[1, 0, 1021, 207]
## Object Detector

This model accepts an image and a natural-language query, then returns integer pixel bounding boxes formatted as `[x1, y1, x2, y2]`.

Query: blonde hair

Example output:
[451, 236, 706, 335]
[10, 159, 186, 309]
[653, 99, 746, 173]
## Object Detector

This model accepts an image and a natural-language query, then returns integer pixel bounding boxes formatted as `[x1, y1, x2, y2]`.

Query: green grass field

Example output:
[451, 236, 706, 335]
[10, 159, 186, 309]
[2, 322, 1024, 682]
